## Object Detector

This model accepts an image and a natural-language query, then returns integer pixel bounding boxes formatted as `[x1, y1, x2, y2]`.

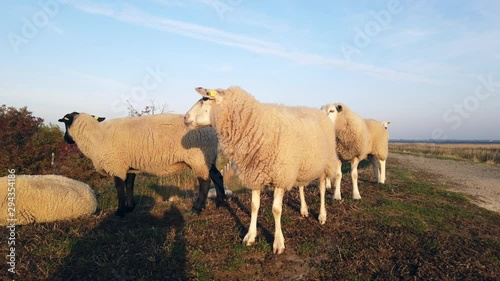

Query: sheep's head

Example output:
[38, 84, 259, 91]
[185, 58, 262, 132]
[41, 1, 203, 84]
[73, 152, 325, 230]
[184, 87, 226, 129]
[382, 121, 391, 129]
[58, 112, 105, 144]
[320, 103, 343, 124]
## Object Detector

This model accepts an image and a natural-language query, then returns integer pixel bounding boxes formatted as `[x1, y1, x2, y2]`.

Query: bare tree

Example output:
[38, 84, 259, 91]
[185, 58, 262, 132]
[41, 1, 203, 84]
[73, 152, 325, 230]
[127, 99, 170, 117]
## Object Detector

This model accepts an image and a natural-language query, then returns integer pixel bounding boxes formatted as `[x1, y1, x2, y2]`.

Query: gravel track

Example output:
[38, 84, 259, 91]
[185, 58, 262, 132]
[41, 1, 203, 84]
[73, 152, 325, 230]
[390, 153, 500, 213]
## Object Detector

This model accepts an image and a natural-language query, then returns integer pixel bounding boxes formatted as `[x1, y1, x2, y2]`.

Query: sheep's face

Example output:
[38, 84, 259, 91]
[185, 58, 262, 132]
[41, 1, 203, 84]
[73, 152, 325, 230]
[382, 121, 391, 129]
[320, 103, 341, 124]
[58, 112, 105, 144]
[184, 97, 213, 129]
[184, 87, 225, 129]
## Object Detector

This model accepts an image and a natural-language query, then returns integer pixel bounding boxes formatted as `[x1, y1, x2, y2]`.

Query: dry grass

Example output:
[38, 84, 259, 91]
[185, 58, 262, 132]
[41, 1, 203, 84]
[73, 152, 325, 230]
[2, 158, 500, 280]
[389, 142, 500, 165]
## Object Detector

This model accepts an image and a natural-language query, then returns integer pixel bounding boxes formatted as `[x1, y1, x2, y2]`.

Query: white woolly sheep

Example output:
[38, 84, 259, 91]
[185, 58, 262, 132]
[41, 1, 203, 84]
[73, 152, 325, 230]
[365, 119, 390, 183]
[58, 112, 227, 217]
[320, 103, 372, 200]
[0, 175, 97, 225]
[184, 86, 338, 254]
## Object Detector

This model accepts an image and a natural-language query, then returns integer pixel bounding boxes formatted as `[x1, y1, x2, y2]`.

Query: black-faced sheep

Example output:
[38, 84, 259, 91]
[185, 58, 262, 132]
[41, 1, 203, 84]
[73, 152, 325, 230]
[0, 175, 97, 225]
[58, 112, 226, 216]
[184, 86, 338, 254]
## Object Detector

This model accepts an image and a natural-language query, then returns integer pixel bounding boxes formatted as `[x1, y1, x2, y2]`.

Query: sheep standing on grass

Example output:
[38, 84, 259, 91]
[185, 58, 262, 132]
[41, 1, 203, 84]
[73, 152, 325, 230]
[319, 103, 372, 200]
[184, 86, 338, 254]
[365, 119, 390, 183]
[0, 175, 97, 225]
[58, 112, 227, 217]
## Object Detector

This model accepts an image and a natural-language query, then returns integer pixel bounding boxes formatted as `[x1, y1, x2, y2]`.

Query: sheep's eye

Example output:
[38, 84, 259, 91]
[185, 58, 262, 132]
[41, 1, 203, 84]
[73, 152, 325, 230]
[329, 110, 335, 113]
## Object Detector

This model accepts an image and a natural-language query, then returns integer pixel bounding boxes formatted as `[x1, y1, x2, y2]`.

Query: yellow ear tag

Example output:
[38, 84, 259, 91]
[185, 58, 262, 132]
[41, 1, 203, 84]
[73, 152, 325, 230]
[209, 90, 217, 97]
[64, 117, 69, 120]
[94, 116, 99, 120]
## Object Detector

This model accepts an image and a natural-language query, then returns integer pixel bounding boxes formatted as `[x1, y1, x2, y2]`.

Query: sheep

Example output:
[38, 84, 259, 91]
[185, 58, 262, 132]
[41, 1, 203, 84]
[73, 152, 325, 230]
[365, 119, 390, 184]
[319, 103, 372, 200]
[0, 175, 97, 225]
[58, 112, 227, 217]
[184, 86, 338, 254]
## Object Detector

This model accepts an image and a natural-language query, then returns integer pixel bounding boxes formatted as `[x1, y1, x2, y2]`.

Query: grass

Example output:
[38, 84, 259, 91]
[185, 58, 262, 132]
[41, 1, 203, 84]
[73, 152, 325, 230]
[389, 142, 500, 165]
[3, 156, 500, 280]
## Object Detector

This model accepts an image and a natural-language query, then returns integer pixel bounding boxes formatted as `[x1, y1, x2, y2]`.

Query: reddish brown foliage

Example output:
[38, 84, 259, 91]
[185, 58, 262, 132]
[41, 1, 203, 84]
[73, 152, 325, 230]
[0, 105, 106, 186]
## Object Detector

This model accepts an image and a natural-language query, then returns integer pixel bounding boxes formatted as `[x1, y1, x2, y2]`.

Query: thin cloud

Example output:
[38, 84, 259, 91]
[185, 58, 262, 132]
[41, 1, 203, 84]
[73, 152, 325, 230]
[68, 2, 439, 84]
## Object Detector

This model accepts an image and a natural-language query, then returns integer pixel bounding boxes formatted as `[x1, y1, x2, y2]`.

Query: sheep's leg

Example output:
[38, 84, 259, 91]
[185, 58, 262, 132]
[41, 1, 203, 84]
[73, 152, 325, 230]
[318, 175, 327, 224]
[379, 159, 386, 184]
[191, 177, 211, 215]
[351, 158, 362, 200]
[369, 155, 380, 183]
[325, 177, 332, 189]
[243, 189, 261, 247]
[334, 159, 343, 200]
[125, 173, 136, 213]
[299, 186, 309, 217]
[209, 164, 227, 208]
[114, 176, 126, 217]
[272, 187, 286, 254]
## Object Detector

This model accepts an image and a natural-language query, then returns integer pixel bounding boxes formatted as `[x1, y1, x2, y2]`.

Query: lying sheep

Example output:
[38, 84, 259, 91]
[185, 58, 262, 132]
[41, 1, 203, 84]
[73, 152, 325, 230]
[184, 86, 337, 254]
[320, 103, 371, 200]
[0, 175, 97, 225]
[58, 112, 226, 216]
[365, 119, 390, 183]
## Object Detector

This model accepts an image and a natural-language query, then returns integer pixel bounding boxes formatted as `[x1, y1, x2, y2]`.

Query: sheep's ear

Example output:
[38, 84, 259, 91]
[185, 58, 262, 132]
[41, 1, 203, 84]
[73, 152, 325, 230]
[58, 112, 77, 124]
[195, 87, 224, 103]
[336, 104, 343, 112]
[195, 87, 217, 100]
[92, 115, 105, 122]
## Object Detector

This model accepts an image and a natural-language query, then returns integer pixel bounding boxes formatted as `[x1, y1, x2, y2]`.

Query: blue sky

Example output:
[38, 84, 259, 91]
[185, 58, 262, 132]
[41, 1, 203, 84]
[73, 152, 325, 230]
[1, 0, 499, 140]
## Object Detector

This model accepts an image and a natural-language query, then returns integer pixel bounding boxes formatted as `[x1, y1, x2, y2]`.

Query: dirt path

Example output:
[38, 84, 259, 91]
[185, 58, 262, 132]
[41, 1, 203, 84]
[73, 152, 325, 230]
[390, 153, 500, 213]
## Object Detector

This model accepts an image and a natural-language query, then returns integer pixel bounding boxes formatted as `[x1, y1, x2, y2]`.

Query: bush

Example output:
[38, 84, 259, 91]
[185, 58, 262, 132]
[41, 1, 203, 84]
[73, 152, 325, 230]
[0, 105, 107, 186]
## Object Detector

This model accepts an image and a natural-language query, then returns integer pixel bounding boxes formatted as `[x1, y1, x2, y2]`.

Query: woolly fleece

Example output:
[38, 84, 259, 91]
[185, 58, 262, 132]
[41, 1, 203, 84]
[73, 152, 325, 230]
[67, 113, 219, 181]
[0, 175, 97, 225]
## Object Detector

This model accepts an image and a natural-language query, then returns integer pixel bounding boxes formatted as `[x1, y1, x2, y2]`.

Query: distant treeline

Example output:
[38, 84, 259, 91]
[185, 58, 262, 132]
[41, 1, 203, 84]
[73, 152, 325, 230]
[390, 139, 500, 145]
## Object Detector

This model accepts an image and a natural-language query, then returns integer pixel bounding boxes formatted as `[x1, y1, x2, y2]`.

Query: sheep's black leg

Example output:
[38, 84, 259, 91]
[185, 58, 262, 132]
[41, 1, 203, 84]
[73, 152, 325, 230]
[191, 177, 211, 215]
[209, 164, 227, 208]
[125, 173, 136, 213]
[114, 176, 126, 217]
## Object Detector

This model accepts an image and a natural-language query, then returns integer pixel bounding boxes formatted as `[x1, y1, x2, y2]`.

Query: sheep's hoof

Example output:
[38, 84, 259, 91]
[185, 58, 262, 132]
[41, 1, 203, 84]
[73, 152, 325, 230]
[353, 195, 362, 200]
[215, 198, 228, 208]
[115, 209, 126, 217]
[243, 234, 255, 246]
[273, 244, 285, 255]
[300, 210, 309, 217]
[318, 215, 326, 225]
[191, 207, 203, 215]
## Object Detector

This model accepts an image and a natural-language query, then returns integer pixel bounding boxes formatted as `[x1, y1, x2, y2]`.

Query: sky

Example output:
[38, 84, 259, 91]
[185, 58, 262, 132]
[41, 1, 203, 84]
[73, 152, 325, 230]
[1, 0, 499, 140]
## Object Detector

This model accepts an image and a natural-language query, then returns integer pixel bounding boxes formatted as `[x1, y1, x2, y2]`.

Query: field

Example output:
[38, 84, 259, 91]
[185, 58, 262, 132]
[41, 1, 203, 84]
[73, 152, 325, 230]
[2, 156, 499, 280]
[389, 142, 500, 165]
